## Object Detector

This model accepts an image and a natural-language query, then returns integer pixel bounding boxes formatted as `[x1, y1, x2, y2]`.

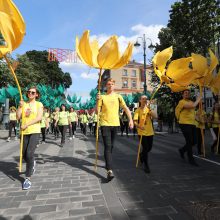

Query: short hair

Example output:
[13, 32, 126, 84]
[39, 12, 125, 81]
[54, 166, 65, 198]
[106, 78, 115, 85]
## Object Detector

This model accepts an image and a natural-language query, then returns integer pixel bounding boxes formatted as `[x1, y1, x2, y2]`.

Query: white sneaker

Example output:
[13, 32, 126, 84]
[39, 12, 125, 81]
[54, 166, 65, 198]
[42, 141, 46, 144]
[36, 144, 39, 148]
[72, 135, 75, 139]
[7, 137, 10, 142]
[69, 137, 73, 140]
[14, 137, 18, 141]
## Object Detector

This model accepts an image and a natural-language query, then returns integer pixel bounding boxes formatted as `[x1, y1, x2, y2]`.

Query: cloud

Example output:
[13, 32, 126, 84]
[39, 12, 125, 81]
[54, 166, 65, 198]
[90, 23, 164, 55]
[80, 72, 98, 80]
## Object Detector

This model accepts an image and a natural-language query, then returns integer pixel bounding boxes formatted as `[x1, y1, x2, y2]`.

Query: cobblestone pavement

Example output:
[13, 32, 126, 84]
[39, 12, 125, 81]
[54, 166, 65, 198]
[0, 128, 220, 220]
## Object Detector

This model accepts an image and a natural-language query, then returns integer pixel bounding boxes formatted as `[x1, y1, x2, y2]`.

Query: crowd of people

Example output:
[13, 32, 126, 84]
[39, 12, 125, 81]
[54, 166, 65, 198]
[3, 79, 220, 190]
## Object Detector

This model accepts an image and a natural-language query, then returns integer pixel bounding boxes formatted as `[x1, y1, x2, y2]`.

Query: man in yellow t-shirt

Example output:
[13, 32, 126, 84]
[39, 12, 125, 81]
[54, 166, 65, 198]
[7, 106, 17, 142]
[175, 89, 202, 166]
[96, 78, 133, 181]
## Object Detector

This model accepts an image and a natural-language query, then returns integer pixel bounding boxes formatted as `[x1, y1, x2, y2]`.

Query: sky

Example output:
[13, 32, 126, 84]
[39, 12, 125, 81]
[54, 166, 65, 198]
[13, 0, 176, 100]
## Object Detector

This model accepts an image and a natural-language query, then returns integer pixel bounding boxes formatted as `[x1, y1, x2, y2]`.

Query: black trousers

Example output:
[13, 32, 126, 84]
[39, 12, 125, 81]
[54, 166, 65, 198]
[179, 124, 196, 161]
[52, 120, 59, 137]
[196, 128, 205, 154]
[8, 120, 17, 137]
[69, 122, 76, 136]
[121, 121, 129, 136]
[139, 135, 153, 167]
[101, 126, 117, 171]
[59, 125, 68, 144]
[93, 122, 97, 136]
[211, 127, 220, 153]
[82, 123, 87, 136]
[41, 127, 46, 142]
[23, 133, 39, 177]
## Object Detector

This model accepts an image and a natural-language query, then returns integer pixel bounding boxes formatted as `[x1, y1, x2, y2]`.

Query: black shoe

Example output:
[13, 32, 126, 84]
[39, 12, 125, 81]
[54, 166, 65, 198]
[60, 143, 63, 147]
[144, 165, 150, 173]
[178, 149, 185, 159]
[189, 161, 199, 167]
[107, 170, 114, 181]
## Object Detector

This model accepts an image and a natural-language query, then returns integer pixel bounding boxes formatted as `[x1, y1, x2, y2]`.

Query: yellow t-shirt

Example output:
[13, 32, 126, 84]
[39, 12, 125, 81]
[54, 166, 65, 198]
[22, 101, 43, 135]
[195, 110, 206, 129]
[82, 114, 88, 123]
[93, 114, 97, 122]
[134, 107, 154, 136]
[177, 99, 195, 125]
[69, 112, 77, 122]
[211, 112, 219, 128]
[99, 93, 126, 126]
[9, 112, 17, 121]
[58, 111, 69, 126]
[41, 112, 49, 128]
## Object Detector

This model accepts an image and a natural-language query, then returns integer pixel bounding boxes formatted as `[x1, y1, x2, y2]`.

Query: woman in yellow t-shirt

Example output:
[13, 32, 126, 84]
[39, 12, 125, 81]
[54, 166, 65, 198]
[209, 102, 220, 153]
[55, 104, 71, 147]
[69, 107, 78, 139]
[175, 90, 202, 166]
[17, 86, 43, 190]
[40, 107, 49, 144]
[7, 106, 17, 142]
[133, 95, 157, 173]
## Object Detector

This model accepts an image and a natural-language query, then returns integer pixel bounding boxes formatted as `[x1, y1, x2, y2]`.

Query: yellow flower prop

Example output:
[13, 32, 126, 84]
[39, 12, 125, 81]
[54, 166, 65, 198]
[166, 57, 199, 86]
[0, 0, 25, 58]
[0, 0, 26, 172]
[167, 83, 188, 92]
[76, 30, 133, 69]
[76, 30, 133, 170]
[210, 70, 220, 95]
[152, 46, 173, 84]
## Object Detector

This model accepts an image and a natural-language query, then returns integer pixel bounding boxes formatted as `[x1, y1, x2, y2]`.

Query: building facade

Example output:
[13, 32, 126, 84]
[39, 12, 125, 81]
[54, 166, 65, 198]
[100, 61, 153, 95]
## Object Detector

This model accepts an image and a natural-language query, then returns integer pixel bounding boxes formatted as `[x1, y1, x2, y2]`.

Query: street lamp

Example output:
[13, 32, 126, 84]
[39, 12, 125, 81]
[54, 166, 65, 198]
[134, 34, 153, 95]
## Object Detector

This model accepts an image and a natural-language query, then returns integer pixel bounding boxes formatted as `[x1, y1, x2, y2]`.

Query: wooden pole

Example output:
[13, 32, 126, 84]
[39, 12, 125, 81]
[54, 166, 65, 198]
[4, 55, 24, 173]
[94, 69, 102, 170]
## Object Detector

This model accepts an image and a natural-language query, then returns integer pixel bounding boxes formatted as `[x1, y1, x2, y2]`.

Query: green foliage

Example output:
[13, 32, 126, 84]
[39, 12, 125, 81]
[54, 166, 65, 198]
[155, 0, 220, 58]
[0, 50, 72, 89]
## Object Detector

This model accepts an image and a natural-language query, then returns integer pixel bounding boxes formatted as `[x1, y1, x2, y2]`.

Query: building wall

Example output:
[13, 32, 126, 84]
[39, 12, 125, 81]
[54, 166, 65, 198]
[107, 63, 153, 95]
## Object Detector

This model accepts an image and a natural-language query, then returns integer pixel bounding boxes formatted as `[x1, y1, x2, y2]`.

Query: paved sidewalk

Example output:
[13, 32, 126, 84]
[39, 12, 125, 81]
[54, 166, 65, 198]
[0, 129, 220, 219]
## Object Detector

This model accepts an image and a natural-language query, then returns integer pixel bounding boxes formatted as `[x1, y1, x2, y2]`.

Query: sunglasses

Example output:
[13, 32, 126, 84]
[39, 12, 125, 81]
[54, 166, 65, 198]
[27, 91, 36, 95]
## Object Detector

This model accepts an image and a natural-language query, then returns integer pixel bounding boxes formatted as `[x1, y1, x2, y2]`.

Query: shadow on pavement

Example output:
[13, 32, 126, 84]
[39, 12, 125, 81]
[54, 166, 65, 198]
[0, 161, 24, 184]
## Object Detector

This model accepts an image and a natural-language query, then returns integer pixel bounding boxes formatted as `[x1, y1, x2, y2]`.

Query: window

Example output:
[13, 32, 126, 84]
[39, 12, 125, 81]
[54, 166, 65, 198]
[122, 80, 128, 88]
[132, 80, 137, 88]
[206, 98, 213, 108]
[131, 70, 136, 77]
[123, 69, 128, 76]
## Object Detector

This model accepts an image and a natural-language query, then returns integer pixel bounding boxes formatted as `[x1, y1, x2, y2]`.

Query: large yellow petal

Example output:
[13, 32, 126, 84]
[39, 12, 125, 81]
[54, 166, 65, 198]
[191, 53, 208, 77]
[166, 57, 199, 86]
[77, 30, 94, 67]
[0, 0, 25, 56]
[167, 83, 188, 92]
[111, 43, 133, 69]
[0, 0, 25, 34]
[90, 39, 99, 68]
[210, 71, 220, 95]
[152, 46, 173, 72]
[209, 49, 219, 73]
[97, 36, 120, 69]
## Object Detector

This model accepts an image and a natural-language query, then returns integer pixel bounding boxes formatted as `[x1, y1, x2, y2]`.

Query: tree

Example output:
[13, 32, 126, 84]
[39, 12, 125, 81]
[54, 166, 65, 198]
[0, 50, 72, 89]
[155, 0, 220, 58]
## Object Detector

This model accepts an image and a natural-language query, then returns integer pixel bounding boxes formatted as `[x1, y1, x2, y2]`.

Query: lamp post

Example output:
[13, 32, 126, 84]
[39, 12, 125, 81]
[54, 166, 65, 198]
[134, 34, 153, 95]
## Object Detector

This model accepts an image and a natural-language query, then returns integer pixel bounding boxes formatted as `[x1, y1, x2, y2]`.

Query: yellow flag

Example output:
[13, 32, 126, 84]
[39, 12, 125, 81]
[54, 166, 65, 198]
[0, 0, 25, 57]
